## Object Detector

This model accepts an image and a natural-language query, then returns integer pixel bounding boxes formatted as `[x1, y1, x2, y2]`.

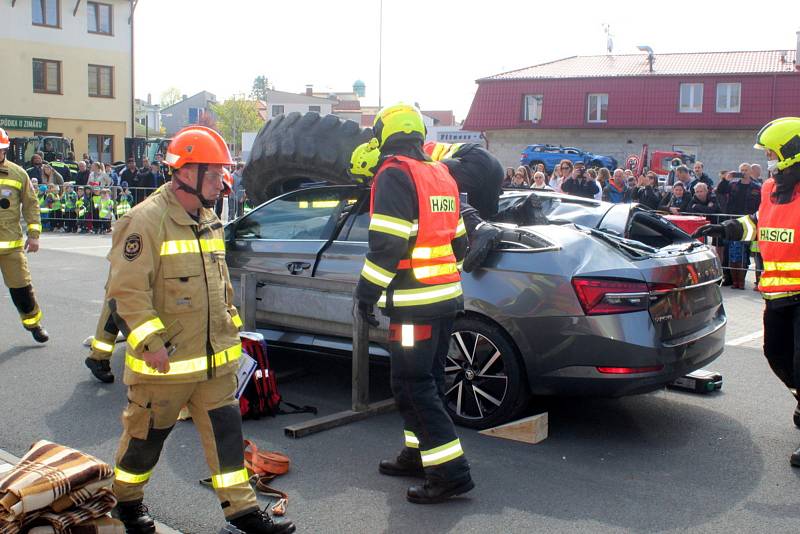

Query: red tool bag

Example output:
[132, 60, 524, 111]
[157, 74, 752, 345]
[238, 333, 316, 420]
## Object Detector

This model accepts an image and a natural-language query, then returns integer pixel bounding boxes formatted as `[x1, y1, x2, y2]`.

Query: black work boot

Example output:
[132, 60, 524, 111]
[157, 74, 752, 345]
[30, 326, 49, 343]
[791, 445, 800, 468]
[85, 357, 115, 383]
[407, 476, 475, 504]
[379, 449, 425, 478]
[794, 401, 800, 429]
[114, 499, 156, 534]
[229, 508, 295, 534]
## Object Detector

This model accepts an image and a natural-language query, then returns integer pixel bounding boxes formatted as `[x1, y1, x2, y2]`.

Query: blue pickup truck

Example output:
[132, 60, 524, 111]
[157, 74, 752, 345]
[520, 144, 617, 173]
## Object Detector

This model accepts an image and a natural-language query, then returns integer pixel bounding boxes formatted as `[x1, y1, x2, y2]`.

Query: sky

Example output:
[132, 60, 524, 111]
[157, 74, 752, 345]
[134, 0, 800, 122]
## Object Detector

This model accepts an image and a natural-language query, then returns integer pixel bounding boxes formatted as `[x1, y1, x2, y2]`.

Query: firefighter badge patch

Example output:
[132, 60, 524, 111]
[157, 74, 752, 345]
[123, 233, 143, 261]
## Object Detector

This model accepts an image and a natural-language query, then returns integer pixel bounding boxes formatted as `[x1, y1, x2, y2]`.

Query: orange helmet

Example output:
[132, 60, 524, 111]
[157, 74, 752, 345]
[164, 126, 233, 169]
[222, 168, 233, 193]
[0, 127, 9, 150]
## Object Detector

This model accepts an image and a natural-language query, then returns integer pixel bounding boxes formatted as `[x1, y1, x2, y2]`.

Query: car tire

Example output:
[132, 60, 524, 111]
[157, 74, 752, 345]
[444, 316, 529, 429]
[243, 111, 373, 205]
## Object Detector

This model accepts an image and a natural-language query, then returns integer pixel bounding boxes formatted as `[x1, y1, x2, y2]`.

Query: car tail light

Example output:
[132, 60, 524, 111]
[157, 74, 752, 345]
[597, 365, 664, 374]
[571, 277, 649, 315]
[647, 282, 677, 295]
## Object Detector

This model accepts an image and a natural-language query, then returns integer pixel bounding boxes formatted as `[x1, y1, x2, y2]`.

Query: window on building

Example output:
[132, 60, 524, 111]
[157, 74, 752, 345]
[32, 0, 60, 27]
[188, 107, 206, 124]
[679, 83, 703, 113]
[716, 83, 741, 113]
[88, 65, 113, 97]
[87, 2, 112, 35]
[272, 105, 285, 116]
[523, 94, 543, 123]
[88, 134, 113, 164]
[32, 59, 61, 94]
[587, 94, 608, 123]
[309, 105, 321, 113]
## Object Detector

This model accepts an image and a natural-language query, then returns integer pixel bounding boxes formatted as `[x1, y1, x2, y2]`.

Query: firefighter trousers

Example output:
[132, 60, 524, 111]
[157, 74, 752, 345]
[389, 315, 470, 483]
[113, 373, 258, 520]
[89, 300, 119, 362]
[0, 249, 42, 329]
[763, 300, 800, 391]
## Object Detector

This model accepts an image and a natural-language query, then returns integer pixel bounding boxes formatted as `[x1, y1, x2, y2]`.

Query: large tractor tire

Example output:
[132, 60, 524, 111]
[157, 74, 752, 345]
[243, 112, 373, 205]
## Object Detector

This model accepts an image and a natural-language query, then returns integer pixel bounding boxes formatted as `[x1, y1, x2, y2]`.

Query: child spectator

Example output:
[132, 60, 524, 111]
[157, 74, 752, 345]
[98, 188, 114, 234]
[62, 183, 78, 233]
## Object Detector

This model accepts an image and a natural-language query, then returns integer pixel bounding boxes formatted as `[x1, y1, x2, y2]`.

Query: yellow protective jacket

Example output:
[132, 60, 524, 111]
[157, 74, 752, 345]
[106, 184, 243, 385]
[0, 158, 41, 253]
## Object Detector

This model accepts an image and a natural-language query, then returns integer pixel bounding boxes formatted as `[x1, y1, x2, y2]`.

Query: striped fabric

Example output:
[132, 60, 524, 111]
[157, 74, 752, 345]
[0, 440, 121, 534]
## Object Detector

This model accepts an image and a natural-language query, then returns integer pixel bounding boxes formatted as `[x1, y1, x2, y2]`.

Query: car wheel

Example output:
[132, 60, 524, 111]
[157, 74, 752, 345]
[444, 316, 529, 429]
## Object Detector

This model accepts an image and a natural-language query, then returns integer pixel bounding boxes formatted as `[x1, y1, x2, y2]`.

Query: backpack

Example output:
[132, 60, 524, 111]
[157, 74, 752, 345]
[238, 332, 316, 420]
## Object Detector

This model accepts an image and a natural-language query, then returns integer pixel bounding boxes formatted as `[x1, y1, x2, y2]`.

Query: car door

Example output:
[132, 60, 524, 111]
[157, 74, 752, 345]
[225, 186, 361, 336]
[313, 194, 391, 342]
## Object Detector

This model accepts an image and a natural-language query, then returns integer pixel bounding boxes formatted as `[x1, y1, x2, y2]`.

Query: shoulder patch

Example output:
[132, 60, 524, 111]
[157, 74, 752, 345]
[123, 233, 143, 261]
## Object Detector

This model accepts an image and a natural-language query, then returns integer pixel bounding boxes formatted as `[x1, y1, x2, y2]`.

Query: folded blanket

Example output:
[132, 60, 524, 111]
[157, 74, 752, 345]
[0, 441, 118, 534]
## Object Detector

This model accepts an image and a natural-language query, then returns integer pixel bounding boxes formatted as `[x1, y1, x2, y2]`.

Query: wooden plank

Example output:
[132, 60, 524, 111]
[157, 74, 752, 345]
[283, 398, 396, 439]
[478, 413, 548, 444]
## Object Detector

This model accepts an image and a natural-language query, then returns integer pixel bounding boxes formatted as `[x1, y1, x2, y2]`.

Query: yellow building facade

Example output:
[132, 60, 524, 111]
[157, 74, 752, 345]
[0, 0, 132, 163]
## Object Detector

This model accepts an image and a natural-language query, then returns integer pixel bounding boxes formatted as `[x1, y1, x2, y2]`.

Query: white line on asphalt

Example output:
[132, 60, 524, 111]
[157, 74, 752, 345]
[45, 246, 110, 250]
[727, 331, 763, 346]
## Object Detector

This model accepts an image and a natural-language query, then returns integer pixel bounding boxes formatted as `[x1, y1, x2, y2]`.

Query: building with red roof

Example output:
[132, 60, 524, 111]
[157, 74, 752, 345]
[464, 45, 800, 175]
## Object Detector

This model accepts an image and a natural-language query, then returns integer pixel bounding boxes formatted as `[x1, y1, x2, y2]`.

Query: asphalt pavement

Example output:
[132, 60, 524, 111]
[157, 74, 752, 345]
[1, 234, 799, 533]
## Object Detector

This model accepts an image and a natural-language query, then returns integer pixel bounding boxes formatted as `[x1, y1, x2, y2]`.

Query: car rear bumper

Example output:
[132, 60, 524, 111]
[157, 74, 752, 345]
[523, 312, 727, 397]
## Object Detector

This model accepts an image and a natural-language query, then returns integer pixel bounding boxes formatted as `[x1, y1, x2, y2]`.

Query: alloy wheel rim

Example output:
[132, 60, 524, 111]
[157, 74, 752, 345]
[444, 330, 509, 420]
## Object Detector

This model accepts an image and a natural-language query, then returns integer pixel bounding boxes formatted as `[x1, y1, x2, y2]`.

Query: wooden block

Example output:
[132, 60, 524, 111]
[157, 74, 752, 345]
[479, 412, 548, 444]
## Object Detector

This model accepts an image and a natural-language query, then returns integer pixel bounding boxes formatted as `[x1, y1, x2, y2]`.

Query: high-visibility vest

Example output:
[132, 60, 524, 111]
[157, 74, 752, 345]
[76, 198, 86, 218]
[63, 191, 77, 209]
[372, 156, 461, 286]
[92, 195, 101, 209]
[99, 199, 113, 219]
[115, 198, 131, 217]
[754, 179, 800, 294]
[423, 141, 464, 162]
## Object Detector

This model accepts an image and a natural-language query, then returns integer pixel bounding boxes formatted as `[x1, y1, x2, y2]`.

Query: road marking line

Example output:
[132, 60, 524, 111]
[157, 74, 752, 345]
[727, 331, 763, 346]
[46, 245, 110, 250]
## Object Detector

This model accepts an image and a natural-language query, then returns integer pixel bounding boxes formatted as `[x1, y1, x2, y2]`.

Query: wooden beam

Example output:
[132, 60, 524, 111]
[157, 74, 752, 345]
[73, 0, 81, 16]
[479, 413, 548, 444]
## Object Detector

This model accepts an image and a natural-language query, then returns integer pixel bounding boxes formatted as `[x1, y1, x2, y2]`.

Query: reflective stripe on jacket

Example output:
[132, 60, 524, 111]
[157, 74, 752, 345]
[0, 159, 41, 249]
[750, 179, 800, 295]
[359, 154, 466, 319]
[106, 185, 243, 385]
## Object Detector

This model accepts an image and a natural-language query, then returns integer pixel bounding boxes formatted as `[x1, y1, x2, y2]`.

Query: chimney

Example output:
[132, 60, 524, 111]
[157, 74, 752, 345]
[147, 93, 151, 104]
[305, 84, 313, 96]
[796, 31, 800, 71]
[182, 94, 187, 101]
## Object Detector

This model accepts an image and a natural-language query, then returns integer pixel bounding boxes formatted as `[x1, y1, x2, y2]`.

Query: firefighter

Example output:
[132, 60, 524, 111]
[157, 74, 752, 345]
[354, 104, 474, 504]
[0, 128, 49, 343]
[695, 117, 800, 466]
[106, 126, 294, 534]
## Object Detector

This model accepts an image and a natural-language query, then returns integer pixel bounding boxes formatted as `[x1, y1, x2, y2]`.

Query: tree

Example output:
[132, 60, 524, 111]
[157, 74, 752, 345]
[250, 75, 271, 102]
[160, 87, 182, 108]
[211, 98, 264, 156]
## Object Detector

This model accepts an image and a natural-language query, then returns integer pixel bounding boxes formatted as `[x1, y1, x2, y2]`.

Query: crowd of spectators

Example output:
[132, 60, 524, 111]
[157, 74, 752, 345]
[502, 157, 768, 289]
[24, 151, 168, 234]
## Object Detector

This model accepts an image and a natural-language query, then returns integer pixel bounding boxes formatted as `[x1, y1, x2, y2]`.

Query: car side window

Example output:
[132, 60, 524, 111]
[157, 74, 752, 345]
[344, 209, 370, 242]
[234, 188, 357, 240]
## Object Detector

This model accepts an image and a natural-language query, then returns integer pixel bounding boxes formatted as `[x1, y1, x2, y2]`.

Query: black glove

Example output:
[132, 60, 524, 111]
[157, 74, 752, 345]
[692, 223, 726, 239]
[463, 222, 503, 273]
[357, 300, 380, 328]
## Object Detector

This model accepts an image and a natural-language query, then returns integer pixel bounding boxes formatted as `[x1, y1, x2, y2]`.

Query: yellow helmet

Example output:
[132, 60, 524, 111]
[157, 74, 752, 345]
[373, 103, 426, 148]
[350, 138, 381, 180]
[754, 117, 800, 171]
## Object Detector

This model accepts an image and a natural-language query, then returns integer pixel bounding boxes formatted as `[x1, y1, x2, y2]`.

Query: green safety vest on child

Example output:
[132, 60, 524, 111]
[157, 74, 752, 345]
[99, 198, 114, 219]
